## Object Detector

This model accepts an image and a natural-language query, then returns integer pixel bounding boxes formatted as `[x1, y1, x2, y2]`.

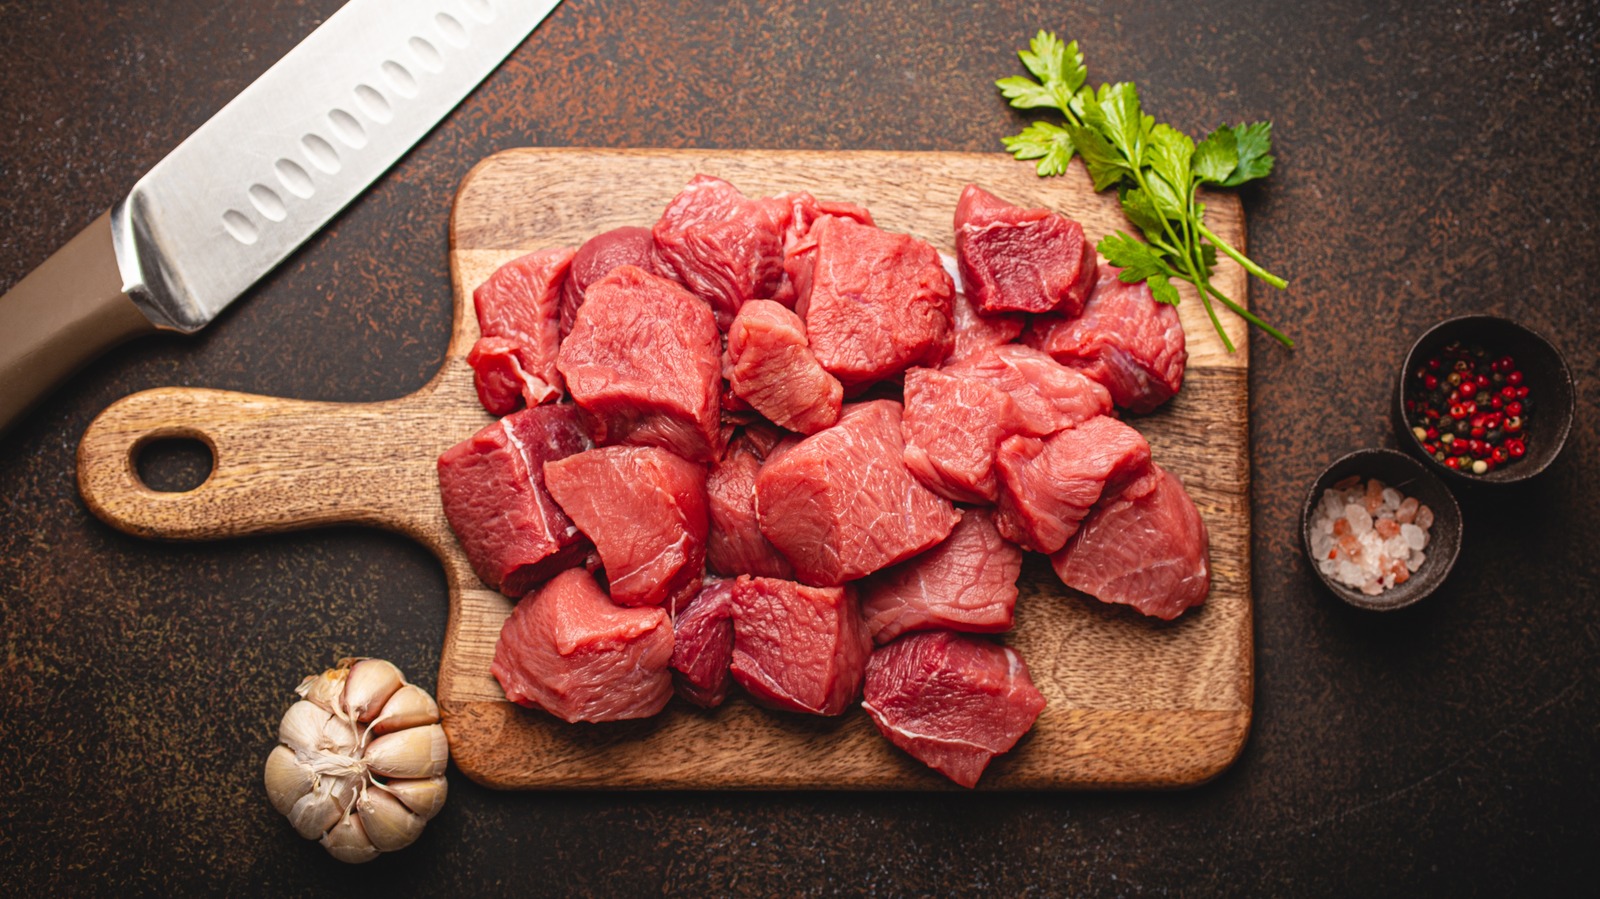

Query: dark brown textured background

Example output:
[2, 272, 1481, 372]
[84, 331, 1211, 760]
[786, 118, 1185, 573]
[1, 0, 1594, 894]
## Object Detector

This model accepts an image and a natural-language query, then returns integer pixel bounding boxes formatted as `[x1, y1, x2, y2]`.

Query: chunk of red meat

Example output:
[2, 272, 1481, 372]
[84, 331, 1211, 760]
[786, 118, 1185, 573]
[729, 576, 870, 716]
[542, 445, 708, 609]
[786, 215, 954, 391]
[900, 367, 1025, 503]
[560, 226, 661, 338]
[725, 299, 843, 434]
[862, 631, 1045, 788]
[557, 265, 722, 463]
[943, 344, 1113, 436]
[954, 184, 1097, 316]
[469, 247, 575, 413]
[652, 175, 792, 328]
[994, 416, 1151, 553]
[706, 427, 795, 580]
[436, 405, 592, 597]
[942, 254, 1024, 362]
[1051, 463, 1211, 620]
[1025, 262, 1187, 413]
[861, 509, 1022, 644]
[491, 568, 674, 723]
[756, 400, 960, 586]
[671, 579, 737, 708]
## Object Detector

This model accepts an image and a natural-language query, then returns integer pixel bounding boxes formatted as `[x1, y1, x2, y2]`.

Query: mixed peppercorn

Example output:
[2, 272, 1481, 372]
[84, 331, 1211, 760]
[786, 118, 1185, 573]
[1405, 341, 1531, 474]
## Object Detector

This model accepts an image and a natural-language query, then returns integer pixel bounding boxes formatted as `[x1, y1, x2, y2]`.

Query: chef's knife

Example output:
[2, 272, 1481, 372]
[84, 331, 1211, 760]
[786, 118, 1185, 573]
[0, 0, 564, 434]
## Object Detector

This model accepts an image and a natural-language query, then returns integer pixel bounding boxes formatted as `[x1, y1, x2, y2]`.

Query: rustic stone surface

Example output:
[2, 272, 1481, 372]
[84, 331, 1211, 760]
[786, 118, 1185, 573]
[0, 0, 1595, 894]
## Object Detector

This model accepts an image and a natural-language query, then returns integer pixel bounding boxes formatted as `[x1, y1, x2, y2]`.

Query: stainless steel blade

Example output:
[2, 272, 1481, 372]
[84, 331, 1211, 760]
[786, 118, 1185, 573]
[110, 0, 563, 333]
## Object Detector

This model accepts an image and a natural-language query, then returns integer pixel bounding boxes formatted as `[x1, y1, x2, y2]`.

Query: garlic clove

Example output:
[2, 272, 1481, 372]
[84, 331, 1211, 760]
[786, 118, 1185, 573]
[320, 811, 380, 864]
[369, 683, 441, 736]
[363, 724, 449, 779]
[263, 744, 313, 817]
[319, 709, 361, 758]
[296, 663, 350, 714]
[343, 658, 406, 723]
[381, 775, 448, 821]
[287, 786, 343, 840]
[357, 785, 427, 852]
[278, 700, 334, 757]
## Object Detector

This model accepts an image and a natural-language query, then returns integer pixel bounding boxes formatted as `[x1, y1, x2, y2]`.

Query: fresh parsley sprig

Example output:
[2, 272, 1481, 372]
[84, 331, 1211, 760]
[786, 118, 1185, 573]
[998, 31, 1292, 351]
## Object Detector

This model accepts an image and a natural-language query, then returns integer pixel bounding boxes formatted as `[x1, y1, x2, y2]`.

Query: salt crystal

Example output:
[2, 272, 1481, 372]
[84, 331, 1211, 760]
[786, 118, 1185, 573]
[1416, 505, 1435, 529]
[1381, 487, 1402, 509]
[1319, 558, 1336, 575]
[1384, 535, 1409, 559]
[1337, 560, 1363, 585]
[1396, 496, 1419, 524]
[1401, 523, 1426, 550]
[1345, 504, 1373, 535]
[1407, 551, 1425, 573]
[1361, 580, 1383, 596]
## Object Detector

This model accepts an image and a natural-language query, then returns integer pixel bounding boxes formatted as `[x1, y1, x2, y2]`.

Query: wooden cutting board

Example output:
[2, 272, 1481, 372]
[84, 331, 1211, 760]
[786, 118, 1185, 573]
[78, 149, 1252, 790]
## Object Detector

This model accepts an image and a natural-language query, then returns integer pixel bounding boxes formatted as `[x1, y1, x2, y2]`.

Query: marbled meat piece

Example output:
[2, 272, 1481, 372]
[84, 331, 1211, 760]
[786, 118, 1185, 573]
[729, 576, 870, 716]
[560, 225, 661, 338]
[942, 253, 1024, 362]
[542, 445, 708, 610]
[725, 299, 842, 434]
[491, 568, 673, 723]
[1052, 463, 1211, 620]
[900, 367, 1025, 503]
[756, 400, 960, 586]
[943, 344, 1113, 436]
[706, 426, 795, 580]
[862, 630, 1046, 788]
[469, 247, 575, 413]
[671, 578, 737, 708]
[1025, 262, 1187, 413]
[994, 416, 1151, 553]
[954, 184, 1096, 316]
[436, 405, 592, 597]
[786, 215, 954, 391]
[557, 264, 722, 463]
[861, 509, 1022, 644]
[652, 175, 792, 328]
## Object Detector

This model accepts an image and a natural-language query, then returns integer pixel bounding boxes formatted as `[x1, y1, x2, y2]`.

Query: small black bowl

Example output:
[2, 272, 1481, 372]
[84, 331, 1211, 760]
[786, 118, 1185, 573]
[1393, 315, 1574, 486]
[1301, 448, 1463, 611]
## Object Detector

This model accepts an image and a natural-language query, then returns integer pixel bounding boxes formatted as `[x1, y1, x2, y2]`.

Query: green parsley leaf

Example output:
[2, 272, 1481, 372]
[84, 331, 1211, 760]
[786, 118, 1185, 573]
[1118, 188, 1169, 241]
[1099, 231, 1173, 282]
[1147, 273, 1182, 306]
[1018, 31, 1087, 104]
[1065, 124, 1128, 190]
[1193, 127, 1239, 184]
[1222, 122, 1274, 186]
[1001, 121, 1075, 176]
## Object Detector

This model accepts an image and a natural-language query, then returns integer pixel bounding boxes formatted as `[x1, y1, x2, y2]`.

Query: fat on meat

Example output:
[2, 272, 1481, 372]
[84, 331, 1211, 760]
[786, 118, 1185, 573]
[1051, 463, 1211, 620]
[491, 568, 674, 723]
[862, 630, 1046, 788]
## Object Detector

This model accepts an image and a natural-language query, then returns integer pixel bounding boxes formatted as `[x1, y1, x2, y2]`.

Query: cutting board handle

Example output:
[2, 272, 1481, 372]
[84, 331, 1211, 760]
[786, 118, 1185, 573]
[76, 384, 482, 546]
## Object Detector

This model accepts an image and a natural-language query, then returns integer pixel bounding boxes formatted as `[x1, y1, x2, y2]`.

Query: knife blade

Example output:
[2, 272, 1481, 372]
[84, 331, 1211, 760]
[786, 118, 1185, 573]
[0, 0, 564, 434]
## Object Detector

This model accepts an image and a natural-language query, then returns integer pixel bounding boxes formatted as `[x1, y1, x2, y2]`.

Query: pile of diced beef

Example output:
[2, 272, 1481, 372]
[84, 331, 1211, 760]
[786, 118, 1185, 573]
[438, 177, 1210, 788]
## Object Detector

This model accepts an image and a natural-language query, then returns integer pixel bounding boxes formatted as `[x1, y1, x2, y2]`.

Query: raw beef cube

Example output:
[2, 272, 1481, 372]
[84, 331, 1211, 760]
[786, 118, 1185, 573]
[542, 445, 709, 610]
[861, 630, 1046, 788]
[942, 253, 1024, 362]
[729, 576, 870, 716]
[994, 416, 1151, 553]
[437, 405, 592, 597]
[725, 299, 842, 434]
[1025, 263, 1187, 413]
[706, 427, 796, 580]
[652, 175, 792, 328]
[560, 226, 662, 337]
[944, 344, 1113, 437]
[671, 579, 737, 708]
[1052, 463, 1211, 620]
[786, 215, 954, 391]
[491, 568, 674, 723]
[954, 184, 1096, 316]
[557, 264, 723, 463]
[756, 400, 960, 586]
[469, 247, 575, 412]
[861, 509, 1022, 644]
[901, 367, 1024, 503]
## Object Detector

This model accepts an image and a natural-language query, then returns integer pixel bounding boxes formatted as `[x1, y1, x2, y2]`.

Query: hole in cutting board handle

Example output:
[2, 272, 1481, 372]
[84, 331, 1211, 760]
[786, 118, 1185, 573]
[133, 432, 215, 494]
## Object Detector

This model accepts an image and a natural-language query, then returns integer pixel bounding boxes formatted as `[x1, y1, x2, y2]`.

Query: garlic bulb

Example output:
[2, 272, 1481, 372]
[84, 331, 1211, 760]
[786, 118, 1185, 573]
[264, 657, 448, 862]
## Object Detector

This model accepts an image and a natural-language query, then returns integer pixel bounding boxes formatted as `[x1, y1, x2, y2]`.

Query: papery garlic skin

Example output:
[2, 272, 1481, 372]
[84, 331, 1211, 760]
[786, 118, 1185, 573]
[265, 657, 448, 863]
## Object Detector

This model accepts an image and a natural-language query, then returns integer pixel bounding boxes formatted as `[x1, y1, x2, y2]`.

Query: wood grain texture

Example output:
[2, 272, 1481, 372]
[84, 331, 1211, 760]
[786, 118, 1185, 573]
[76, 148, 1251, 790]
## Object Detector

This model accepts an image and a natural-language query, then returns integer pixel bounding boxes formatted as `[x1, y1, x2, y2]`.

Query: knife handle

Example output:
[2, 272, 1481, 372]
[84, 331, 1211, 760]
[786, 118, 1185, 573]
[0, 211, 156, 435]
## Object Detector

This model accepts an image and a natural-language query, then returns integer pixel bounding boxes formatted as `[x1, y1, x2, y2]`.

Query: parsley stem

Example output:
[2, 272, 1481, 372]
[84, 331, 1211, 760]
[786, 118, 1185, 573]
[1203, 282, 1295, 349]
[1198, 224, 1288, 290]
